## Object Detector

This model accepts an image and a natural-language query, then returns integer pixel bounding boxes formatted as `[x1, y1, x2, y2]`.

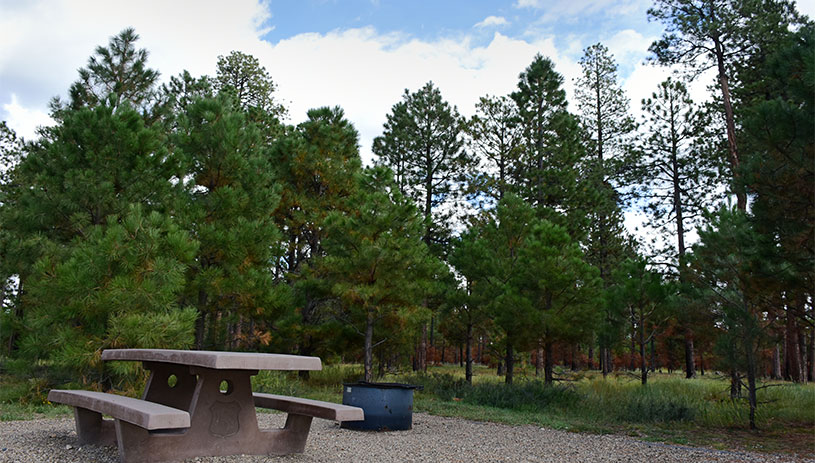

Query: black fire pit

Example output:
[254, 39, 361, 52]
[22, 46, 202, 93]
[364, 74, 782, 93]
[340, 382, 422, 431]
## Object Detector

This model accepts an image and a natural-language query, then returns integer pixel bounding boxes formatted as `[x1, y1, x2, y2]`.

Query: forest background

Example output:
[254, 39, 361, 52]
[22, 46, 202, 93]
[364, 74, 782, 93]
[0, 0, 813, 441]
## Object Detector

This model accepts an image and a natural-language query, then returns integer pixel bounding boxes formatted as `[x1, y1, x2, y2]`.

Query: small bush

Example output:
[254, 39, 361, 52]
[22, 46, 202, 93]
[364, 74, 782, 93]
[252, 371, 303, 396]
[463, 381, 578, 412]
[307, 364, 364, 387]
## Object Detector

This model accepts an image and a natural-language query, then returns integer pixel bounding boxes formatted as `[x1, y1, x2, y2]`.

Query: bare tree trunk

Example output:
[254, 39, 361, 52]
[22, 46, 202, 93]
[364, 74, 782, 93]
[800, 331, 809, 384]
[630, 320, 637, 371]
[786, 313, 803, 382]
[505, 342, 514, 385]
[588, 337, 595, 370]
[729, 368, 741, 399]
[465, 323, 473, 384]
[684, 334, 696, 378]
[364, 309, 374, 382]
[772, 344, 782, 379]
[195, 289, 208, 349]
[711, 20, 745, 210]
[544, 341, 554, 386]
[418, 324, 428, 373]
[810, 331, 815, 382]
[746, 342, 758, 430]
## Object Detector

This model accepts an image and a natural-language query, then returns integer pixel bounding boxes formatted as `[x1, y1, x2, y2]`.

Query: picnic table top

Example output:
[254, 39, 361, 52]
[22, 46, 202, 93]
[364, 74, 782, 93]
[101, 349, 322, 371]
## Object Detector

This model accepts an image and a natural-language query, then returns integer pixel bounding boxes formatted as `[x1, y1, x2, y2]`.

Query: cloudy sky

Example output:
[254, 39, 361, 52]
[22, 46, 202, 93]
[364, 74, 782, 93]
[2, 0, 812, 164]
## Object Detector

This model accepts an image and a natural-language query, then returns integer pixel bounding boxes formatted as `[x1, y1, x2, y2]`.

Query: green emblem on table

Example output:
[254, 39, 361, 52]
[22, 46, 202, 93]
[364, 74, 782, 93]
[209, 401, 241, 437]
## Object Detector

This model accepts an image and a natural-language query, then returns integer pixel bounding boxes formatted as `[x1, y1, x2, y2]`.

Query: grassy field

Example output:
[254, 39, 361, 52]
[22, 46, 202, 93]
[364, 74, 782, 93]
[2, 363, 813, 457]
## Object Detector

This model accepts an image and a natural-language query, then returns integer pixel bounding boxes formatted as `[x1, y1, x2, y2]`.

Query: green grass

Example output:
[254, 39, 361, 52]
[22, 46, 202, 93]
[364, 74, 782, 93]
[2, 363, 813, 456]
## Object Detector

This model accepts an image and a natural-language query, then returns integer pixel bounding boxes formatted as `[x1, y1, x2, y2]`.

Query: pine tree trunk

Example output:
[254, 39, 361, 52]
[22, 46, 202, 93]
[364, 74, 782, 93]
[684, 333, 696, 378]
[772, 344, 782, 379]
[809, 331, 815, 382]
[799, 331, 808, 384]
[711, 21, 745, 210]
[505, 342, 514, 385]
[640, 318, 647, 386]
[746, 341, 758, 430]
[544, 341, 554, 386]
[417, 324, 428, 373]
[195, 289, 208, 349]
[601, 346, 611, 378]
[364, 309, 374, 382]
[630, 321, 637, 371]
[465, 323, 473, 384]
[730, 368, 741, 399]
[588, 337, 595, 370]
[786, 312, 803, 382]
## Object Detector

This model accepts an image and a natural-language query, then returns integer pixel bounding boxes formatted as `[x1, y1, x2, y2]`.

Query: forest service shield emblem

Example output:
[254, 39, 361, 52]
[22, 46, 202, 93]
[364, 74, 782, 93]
[209, 400, 241, 437]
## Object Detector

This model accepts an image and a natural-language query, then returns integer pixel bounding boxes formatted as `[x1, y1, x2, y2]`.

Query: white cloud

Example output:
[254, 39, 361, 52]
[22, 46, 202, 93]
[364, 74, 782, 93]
[794, 0, 815, 19]
[267, 29, 576, 163]
[2, 94, 53, 141]
[474, 16, 509, 28]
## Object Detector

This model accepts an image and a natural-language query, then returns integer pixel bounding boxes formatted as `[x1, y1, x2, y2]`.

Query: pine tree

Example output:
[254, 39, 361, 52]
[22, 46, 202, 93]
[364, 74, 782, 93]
[270, 106, 363, 365]
[647, 0, 803, 211]
[638, 78, 720, 267]
[175, 95, 289, 350]
[690, 207, 788, 429]
[319, 167, 442, 382]
[454, 195, 540, 384]
[215, 51, 287, 139]
[608, 258, 671, 385]
[465, 95, 525, 206]
[54, 28, 160, 117]
[741, 24, 814, 383]
[372, 81, 470, 257]
[516, 220, 601, 386]
[574, 43, 636, 181]
[22, 205, 198, 386]
[510, 55, 585, 235]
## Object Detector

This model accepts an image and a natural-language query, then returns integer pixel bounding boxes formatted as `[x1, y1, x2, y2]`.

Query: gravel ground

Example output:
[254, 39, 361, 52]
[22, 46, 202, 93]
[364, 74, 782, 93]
[0, 413, 810, 463]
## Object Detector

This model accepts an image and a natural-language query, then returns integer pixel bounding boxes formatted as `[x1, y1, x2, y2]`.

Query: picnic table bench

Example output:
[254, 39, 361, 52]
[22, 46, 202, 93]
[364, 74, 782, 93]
[47, 349, 364, 463]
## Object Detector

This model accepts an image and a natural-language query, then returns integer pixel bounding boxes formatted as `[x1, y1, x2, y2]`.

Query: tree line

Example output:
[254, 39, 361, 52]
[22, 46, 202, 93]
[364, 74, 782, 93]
[0, 0, 812, 430]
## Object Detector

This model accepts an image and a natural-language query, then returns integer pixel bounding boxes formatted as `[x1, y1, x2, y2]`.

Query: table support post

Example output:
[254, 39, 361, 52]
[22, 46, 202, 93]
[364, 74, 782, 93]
[74, 407, 116, 445]
[279, 414, 313, 453]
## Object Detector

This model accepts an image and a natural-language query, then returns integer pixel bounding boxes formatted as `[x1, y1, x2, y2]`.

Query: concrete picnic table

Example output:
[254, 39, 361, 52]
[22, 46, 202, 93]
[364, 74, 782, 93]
[47, 349, 364, 463]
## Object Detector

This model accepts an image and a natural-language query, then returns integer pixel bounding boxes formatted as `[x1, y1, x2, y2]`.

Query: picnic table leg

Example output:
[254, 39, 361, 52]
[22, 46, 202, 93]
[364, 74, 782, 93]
[73, 407, 116, 445]
[142, 362, 198, 411]
[114, 419, 183, 463]
[276, 413, 313, 453]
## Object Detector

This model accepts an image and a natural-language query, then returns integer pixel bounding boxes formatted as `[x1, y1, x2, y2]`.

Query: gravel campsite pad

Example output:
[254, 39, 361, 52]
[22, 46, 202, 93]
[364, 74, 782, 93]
[0, 413, 809, 463]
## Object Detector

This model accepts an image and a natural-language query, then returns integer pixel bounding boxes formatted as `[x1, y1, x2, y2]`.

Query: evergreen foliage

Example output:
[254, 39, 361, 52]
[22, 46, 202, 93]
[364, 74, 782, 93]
[319, 167, 442, 381]
[174, 95, 288, 350]
[372, 81, 470, 256]
[465, 95, 525, 206]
